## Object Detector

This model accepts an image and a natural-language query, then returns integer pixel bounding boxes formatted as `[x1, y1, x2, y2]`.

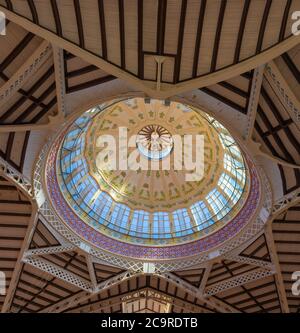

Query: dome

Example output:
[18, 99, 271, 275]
[44, 97, 259, 260]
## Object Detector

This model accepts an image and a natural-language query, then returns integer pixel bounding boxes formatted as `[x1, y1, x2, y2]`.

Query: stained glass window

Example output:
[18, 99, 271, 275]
[58, 100, 248, 243]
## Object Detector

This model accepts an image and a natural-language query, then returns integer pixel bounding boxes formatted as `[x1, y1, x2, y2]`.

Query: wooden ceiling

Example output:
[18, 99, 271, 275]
[0, 0, 299, 313]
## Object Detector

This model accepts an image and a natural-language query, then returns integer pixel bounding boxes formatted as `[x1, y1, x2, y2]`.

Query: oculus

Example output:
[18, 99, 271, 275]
[136, 124, 174, 160]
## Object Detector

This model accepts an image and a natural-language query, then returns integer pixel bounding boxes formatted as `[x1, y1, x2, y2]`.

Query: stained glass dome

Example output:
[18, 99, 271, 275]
[50, 98, 250, 248]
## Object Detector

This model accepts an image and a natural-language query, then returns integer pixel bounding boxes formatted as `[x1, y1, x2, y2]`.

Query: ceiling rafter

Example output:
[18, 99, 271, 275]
[1, 4, 299, 99]
[63, 51, 116, 94]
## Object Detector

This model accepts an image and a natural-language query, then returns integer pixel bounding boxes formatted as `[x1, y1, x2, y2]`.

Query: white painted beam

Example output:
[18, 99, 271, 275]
[243, 64, 265, 140]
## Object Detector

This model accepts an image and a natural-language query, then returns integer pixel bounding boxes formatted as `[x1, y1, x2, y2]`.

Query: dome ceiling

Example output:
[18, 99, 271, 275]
[41, 97, 261, 256]
[85, 98, 224, 211]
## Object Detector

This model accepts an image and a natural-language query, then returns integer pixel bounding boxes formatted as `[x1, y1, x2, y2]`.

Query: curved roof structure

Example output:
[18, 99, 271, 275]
[0, 0, 299, 314]
[52, 98, 248, 248]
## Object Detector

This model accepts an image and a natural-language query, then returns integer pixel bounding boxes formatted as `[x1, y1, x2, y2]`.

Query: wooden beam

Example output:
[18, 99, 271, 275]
[73, 0, 85, 48]
[256, 0, 272, 54]
[279, 0, 292, 42]
[200, 87, 246, 114]
[66, 74, 116, 93]
[98, 0, 107, 60]
[27, 0, 39, 24]
[1, 5, 299, 99]
[199, 262, 212, 295]
[210, 0, 227, 72]
[282, 53, 300, 84]
[156, 0, 167, 55]
[173, 0, 187, 83]
[137, 0, 144, 79]
[0, 66, 54, 124]
[118, 0, 125, 68]
[0, 33, 34, 73]
[50, 0, 62, 36]
[234, 0, 250, 64]
[192, 0, 206, 78]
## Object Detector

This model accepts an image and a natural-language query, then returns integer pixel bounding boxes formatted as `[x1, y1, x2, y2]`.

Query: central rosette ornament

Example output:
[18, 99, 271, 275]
[136, 124, 174, 160]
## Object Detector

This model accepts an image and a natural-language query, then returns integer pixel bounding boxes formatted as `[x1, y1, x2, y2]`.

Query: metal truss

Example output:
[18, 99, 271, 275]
[25, 245, 78, 257]
[156, 272, 240, 313]
[0, 156, 33, 198]
[58, 288, 208, 314]
[21, 217, 142, 296]
[39, 271, 141, 313]
[204, 268, 275, 296]
[272, 188, 300, 217]
[22, 255, 93, 292]
[122, 287, 172, 313]
[121, 288, 212, 313]
[223, 254, 274, 270]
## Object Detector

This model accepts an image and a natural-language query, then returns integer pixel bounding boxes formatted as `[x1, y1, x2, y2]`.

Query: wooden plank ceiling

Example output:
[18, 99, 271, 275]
[0, 0, 297, 84]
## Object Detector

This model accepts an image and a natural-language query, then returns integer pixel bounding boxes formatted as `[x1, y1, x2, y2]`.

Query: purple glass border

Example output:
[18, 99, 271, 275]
[45, 132, 260, 260]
